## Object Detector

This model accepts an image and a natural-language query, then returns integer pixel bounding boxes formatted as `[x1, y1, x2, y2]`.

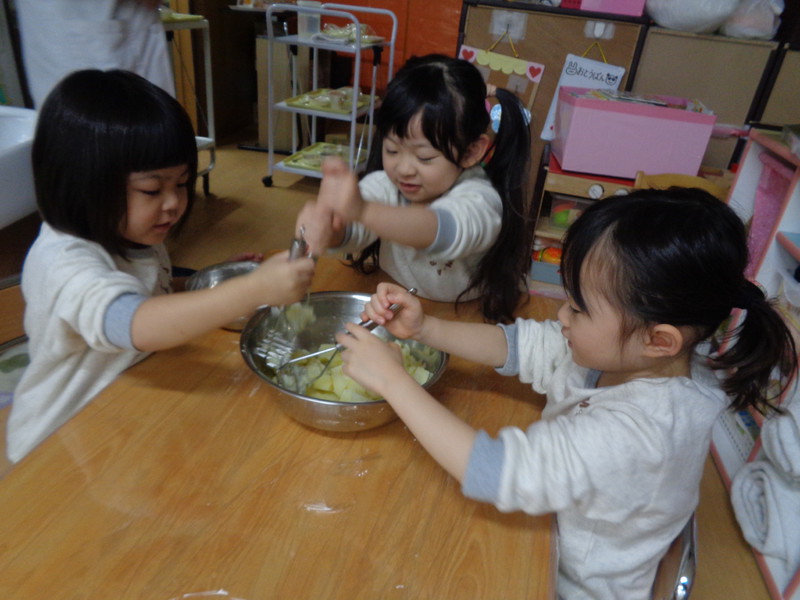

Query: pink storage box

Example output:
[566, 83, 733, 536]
[551, 87, 717, 180]
[562, 0, 646, 17]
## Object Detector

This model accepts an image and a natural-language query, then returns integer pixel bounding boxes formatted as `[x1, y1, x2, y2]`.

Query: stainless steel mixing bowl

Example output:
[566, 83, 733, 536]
[239, 291, 448, 432]
[185, 260, 260, 331]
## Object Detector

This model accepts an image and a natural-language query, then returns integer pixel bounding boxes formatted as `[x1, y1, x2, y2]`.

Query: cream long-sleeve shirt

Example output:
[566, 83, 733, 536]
[7, 223, 171, 463]
[463, 319, 728, 599]
[337, 166, 502, 302]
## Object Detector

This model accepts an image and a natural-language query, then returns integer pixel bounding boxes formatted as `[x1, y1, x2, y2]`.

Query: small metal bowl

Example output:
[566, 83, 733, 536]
[185, 260, 260, 331]
[239, 291, 448, 432]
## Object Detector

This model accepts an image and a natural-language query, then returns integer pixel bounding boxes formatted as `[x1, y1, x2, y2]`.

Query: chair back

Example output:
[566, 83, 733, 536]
[651, 514, 697, 600]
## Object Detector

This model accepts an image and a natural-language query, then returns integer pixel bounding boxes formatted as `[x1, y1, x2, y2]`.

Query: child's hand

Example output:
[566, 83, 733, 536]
[318, 156, 364, 224]
[336, 323, 411, 399]
[361, 283, 425, 341]
[249, 250, 314, 305]
[295, 201, 344, 256]
[225, 252, 264, 263]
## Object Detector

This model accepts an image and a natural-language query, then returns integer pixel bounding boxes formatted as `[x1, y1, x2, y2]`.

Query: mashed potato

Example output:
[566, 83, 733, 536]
[273, 341, 436, 402]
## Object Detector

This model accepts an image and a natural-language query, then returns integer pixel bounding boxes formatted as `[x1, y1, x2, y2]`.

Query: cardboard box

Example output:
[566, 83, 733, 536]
[579, 0, 646, 17]
[558, 0, 646, 17]
[552, 87, 717, 179]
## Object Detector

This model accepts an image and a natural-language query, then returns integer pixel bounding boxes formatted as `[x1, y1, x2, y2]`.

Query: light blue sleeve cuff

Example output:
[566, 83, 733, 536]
[104, 292, 147, 349]
[462, 429, 506, 503]
[495, 322, 519, 376]
[426, 207, 454, 253]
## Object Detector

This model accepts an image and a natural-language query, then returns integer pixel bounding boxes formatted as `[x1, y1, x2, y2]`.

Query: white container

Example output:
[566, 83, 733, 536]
[297, 1, 321, 39]
[0, 105, 37, 230]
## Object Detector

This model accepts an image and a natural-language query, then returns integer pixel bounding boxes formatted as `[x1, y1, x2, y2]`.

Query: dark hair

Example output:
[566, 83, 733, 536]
[561, 187, 797, 413]
[32, 69, 198, 258]
[350, 54, 533, 322]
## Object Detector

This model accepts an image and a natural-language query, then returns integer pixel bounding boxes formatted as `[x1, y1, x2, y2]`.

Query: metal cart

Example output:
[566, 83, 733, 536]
[262, 3, 396, 186]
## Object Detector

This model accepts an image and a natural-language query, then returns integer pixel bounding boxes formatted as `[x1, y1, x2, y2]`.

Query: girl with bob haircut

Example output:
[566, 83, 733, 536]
[296, 53, 533, 323]
[330, 187, 797, 599]
[8, 69, 314, 463]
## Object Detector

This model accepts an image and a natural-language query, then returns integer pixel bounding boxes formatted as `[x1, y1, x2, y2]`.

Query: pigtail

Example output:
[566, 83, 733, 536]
[459, 88, 533, 323]
[715, 286, 797, 413]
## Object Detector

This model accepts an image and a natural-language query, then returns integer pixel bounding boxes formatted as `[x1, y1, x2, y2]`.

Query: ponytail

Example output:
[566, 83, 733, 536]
[459, 88, 534, 323]
[714, 282, 797, 413]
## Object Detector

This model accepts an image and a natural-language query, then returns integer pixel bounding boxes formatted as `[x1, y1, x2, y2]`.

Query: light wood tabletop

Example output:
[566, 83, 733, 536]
[0, 256, 555, 600]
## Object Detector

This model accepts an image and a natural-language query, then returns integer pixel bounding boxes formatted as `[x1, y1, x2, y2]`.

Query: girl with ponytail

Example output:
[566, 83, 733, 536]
[331, 186, 797, 598]
[295, 53, 533, 323]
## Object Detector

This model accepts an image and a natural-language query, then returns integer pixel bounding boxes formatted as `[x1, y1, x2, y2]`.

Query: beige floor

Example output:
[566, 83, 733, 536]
[1, 142, 774, 600]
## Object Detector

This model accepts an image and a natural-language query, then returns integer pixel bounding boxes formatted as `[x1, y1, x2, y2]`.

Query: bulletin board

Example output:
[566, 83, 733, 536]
[460, 4, 646, 190]
[631, 28, 778, 169]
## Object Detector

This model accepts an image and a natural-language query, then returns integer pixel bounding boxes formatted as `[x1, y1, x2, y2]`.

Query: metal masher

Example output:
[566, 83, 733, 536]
[265, 288, 416, 390]
[272, 291, 413, 391]
[256, 230, 311, 372]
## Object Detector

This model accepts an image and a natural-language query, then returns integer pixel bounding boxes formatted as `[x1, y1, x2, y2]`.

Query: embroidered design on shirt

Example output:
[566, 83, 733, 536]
[429, 260, 454, 276]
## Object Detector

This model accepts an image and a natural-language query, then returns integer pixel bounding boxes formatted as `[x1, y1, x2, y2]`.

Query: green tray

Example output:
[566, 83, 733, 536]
[283, 88, 373, 115]
[282, 143, 367, 172]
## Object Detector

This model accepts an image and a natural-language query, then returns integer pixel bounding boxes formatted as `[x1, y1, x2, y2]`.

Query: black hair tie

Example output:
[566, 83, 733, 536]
[733, 280, 765, 310]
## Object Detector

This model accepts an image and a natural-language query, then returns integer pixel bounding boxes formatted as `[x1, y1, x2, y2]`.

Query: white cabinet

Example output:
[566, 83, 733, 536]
[262, 3, 396, 187]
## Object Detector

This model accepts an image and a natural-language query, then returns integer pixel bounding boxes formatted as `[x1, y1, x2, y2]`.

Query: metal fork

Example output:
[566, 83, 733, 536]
[254, 232, 310, 370]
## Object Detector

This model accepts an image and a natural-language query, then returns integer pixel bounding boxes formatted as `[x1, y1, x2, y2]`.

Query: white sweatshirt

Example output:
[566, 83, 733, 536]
[7, 223, 171, 462]
[463, 319, 728, 599]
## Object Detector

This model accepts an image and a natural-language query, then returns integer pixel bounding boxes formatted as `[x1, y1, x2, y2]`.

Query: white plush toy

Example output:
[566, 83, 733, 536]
[646, 0, 740, 33]
[721, 0, 784, 39]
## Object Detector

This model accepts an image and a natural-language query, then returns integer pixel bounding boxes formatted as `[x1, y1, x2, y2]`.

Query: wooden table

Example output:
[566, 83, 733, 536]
[0, 257, 556, 599]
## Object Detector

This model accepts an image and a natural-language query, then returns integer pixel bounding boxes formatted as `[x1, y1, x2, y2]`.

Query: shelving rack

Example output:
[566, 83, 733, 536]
[262, 3, 396, 187]
[528, 155, 635, 299]
[711, 128, 800, 600]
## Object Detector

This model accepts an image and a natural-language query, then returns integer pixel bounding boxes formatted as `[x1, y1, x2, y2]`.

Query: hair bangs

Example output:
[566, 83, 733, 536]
[376, 62, 465, 165]
[33, 69, 198, 257]
[114, 101, 198, 177]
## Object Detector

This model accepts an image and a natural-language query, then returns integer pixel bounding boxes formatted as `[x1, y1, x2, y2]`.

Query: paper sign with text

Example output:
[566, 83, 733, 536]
[541, 53, 625, 141]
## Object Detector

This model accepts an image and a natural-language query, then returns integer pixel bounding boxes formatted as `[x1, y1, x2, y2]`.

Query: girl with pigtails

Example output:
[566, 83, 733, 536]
[333, 187, 797, 598]
[296, 53, 533, 323]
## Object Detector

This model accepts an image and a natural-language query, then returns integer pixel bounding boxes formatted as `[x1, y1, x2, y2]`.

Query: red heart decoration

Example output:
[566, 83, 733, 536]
[528, 65, 542, 80]
[461, 48, 475, 61]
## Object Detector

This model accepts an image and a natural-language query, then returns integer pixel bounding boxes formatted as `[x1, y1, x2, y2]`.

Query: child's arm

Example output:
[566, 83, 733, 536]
[295, 200, 346, 256]
[362, 283, 509, 366]
[335, 283, 510, 480]
[336, 322, 478, 482]
[130, 250, 314, 351]
[317, 157, 438, 250]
